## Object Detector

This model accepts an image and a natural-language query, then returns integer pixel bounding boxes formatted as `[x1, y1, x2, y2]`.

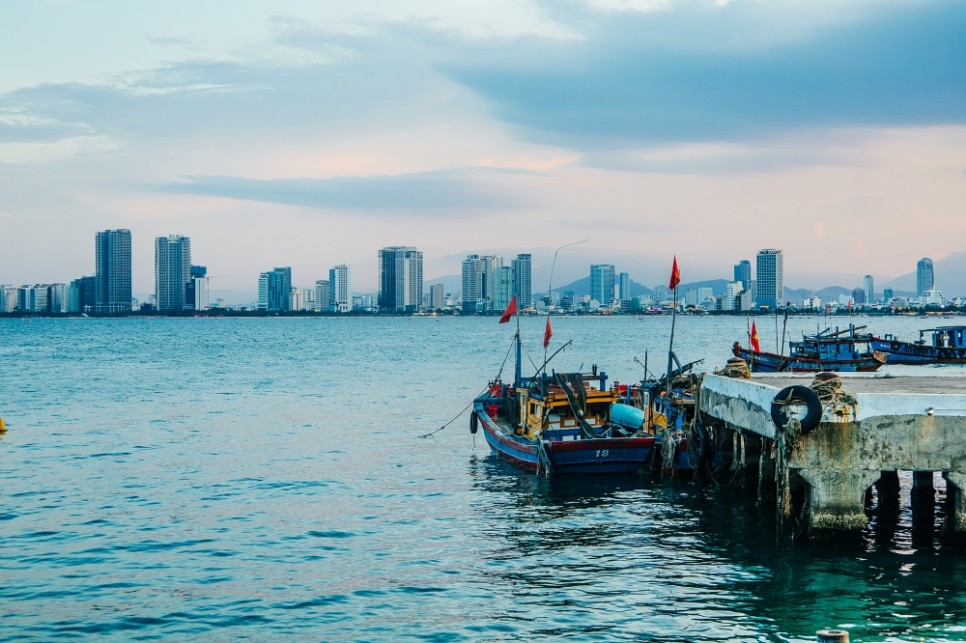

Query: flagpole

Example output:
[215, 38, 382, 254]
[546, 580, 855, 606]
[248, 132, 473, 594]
[667, 286, 677, 397]
[666, 256, 680, 397]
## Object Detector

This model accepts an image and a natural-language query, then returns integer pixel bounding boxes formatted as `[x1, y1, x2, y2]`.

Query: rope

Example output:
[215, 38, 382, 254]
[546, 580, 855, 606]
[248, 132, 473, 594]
[420, 338, 517, 439]
[715, 358, 751, 379]
[809, 375, 856, 406]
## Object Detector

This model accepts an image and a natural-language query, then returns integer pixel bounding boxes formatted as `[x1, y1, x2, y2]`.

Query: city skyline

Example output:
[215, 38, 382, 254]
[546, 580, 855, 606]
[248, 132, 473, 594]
[1, 225, 960, 308]
[2, 2, 965, 295]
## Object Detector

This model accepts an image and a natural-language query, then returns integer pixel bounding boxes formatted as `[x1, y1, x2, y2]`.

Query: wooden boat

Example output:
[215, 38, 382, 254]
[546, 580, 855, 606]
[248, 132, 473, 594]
[733, 324, 887, 373]
[472, 332, 655, 475]
[871, 326, 966, 365]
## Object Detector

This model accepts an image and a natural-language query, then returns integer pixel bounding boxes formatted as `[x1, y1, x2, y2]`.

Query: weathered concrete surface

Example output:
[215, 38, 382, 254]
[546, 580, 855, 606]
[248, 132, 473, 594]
[699, 373, 966, 536]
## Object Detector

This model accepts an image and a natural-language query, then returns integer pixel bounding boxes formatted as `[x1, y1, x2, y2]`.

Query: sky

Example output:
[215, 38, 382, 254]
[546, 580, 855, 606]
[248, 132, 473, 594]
[2, 0, 965, 303]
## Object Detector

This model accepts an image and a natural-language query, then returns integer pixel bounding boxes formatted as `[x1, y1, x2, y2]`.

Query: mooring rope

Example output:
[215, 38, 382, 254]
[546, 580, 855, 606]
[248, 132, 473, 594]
[419, 335, 517, 439]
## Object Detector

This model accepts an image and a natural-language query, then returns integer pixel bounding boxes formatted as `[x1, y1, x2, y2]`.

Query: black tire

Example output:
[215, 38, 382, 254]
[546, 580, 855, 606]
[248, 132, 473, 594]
[771, 385, 822, 434]
[470, 411, 479, 434]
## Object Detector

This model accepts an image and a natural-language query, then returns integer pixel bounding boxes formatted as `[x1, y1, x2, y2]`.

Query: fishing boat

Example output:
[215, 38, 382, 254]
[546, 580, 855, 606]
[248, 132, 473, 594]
[472, 333, 655, 475]
[732, 324, 887, 373]
[871, 326, 966, 365]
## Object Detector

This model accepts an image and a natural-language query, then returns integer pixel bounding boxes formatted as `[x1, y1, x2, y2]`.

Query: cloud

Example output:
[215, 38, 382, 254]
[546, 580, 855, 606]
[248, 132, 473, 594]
[157, 169, 526, 214]
[441, 0, 966, 150]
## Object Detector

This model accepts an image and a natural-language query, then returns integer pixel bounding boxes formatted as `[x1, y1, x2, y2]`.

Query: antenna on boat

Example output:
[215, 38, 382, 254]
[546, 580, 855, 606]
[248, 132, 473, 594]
[545, 239, 588, 363]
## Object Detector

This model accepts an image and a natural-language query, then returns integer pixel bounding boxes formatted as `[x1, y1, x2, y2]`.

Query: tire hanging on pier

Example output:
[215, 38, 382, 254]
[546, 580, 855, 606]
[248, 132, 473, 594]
[771, 385, 822, 434]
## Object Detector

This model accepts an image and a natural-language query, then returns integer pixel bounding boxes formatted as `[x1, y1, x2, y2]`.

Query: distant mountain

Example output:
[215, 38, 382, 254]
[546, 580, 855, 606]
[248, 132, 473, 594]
[880, 251, 966, 296]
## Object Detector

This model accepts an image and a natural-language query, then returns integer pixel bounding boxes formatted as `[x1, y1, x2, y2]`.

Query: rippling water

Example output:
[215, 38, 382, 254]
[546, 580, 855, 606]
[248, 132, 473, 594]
[2, 315, 966, 641]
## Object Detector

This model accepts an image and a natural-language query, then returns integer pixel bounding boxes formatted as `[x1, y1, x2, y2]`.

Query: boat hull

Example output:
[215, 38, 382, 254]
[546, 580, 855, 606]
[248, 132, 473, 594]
[733, 346, 885, 373]
[474, 401, 654, 475]
[871, 338, 966, 365]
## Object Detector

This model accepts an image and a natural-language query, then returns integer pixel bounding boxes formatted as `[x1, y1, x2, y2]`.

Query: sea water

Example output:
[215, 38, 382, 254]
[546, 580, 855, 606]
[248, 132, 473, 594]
[2, 315, 966, 642]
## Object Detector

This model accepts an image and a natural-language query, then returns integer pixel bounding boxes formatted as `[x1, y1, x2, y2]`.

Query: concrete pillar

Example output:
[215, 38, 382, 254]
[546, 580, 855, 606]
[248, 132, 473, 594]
[912, 471, 936, 536]
[942, 472, 966, 534]
[758, 439, 775, 505]
[797, 468, 881, 533]
[875, 470, 900, 519]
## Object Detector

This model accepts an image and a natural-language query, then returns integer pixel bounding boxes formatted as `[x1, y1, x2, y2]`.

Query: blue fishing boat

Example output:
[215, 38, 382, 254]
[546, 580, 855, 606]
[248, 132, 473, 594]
[871, 326, 966, 365]
[733, 324, 887, 373]
[472, 331, 655, 475]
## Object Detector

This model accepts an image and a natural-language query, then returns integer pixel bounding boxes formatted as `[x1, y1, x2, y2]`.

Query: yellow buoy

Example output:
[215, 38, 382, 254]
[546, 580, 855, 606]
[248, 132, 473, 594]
[0, 416, 6, 433]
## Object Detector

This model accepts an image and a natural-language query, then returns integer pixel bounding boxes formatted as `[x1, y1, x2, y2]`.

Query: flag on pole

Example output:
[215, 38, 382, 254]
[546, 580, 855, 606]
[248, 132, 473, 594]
[750, 321, 761, 352]
[543, 316, 553, 348]
[669, 255, 681, 290]
[499, 295, 517, 323]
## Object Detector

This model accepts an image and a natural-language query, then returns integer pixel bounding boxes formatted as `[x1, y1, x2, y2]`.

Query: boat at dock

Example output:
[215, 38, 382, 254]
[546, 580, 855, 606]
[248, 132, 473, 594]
[472, 336, 656, 474]
[732, 324, 887, 373]
[871, 326, 966, 365]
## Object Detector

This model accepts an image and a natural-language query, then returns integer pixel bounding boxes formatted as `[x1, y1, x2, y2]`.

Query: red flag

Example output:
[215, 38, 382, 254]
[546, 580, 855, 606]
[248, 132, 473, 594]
[750, 321, 761, 352]
[499, 295, 517, 324]
[543, 316, 553, 348]
[669, 255, 681, 290]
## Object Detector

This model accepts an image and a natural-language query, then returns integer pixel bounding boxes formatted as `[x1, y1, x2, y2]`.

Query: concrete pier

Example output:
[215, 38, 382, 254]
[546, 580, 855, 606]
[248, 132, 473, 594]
[698, 373, 966, 539]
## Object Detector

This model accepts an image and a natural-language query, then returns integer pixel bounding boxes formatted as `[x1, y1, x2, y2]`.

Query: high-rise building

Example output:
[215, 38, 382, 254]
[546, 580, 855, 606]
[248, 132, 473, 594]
[493, 265, 514, 312]
[863, 275, 874, 305]
[378, 246, 423, 313]
[184, 265, 208, 311]
[755, 249, 783, 310]
[155, 235, 192, 312]
[590, 264, 615, 305]
[511, 253, 532, 308]
[314, 280, 330, 312]
[461, 254, 484, 313]
[329, 265, 351, 313]
[917, 258, 934, 296]
[461, 254, 501, 313]
[257, 267, 292, 312]
[734, 260, 751, 291]
[429, 283, 445, 310]
[95, 229, 132, 313]
[68, 276, 96, 313]
[618, 272, 630, 302]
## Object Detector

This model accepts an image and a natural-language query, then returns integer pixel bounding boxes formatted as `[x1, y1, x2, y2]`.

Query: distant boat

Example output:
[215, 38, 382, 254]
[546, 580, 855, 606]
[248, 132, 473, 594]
[733, 324, 887, 373]
[871, 326, 966, 365]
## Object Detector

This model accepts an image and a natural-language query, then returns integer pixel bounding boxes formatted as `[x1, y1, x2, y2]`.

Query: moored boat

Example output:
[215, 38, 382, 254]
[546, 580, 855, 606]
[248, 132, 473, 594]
[871, 326, 966, 365]
[733, 324, 887, 373]
[472, 337, 656, 475]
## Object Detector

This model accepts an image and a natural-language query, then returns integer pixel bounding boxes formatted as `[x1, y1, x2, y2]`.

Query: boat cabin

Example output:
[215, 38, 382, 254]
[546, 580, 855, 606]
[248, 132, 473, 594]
[925, 326, 966, 349]
[515, 375, 620, 441]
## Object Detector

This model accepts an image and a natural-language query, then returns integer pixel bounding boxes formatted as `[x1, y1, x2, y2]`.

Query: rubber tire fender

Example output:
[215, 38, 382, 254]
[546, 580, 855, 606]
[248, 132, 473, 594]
[771, 385, 822, 434]
[470, 411, 479, 434]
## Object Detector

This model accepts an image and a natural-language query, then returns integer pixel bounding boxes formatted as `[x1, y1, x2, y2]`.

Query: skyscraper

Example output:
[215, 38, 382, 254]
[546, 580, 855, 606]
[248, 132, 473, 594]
[329, 265, 351, 313]
[493, 265, 514, 312]
[314, 280, 330, 313]
[590, 264, 615, 305]
[733, 260, 751, 291]
[917, 258, 934, 296]
[95, 229, 132, 313]
[461, 254, 501, 313]
[863, 274, 874, 305]
[257, 267, 292, 312]
[155, 235, 192, 312]
[511, 253, 532, 308]
[461, 254, 485, 314]
[618, 272, 630, 301]
[378, 246, 423, 313]
[755, 249, 783, 310]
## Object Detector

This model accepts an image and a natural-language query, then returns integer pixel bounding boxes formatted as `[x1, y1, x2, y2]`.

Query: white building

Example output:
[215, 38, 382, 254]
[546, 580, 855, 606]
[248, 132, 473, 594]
[329, 265, 351, 313]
